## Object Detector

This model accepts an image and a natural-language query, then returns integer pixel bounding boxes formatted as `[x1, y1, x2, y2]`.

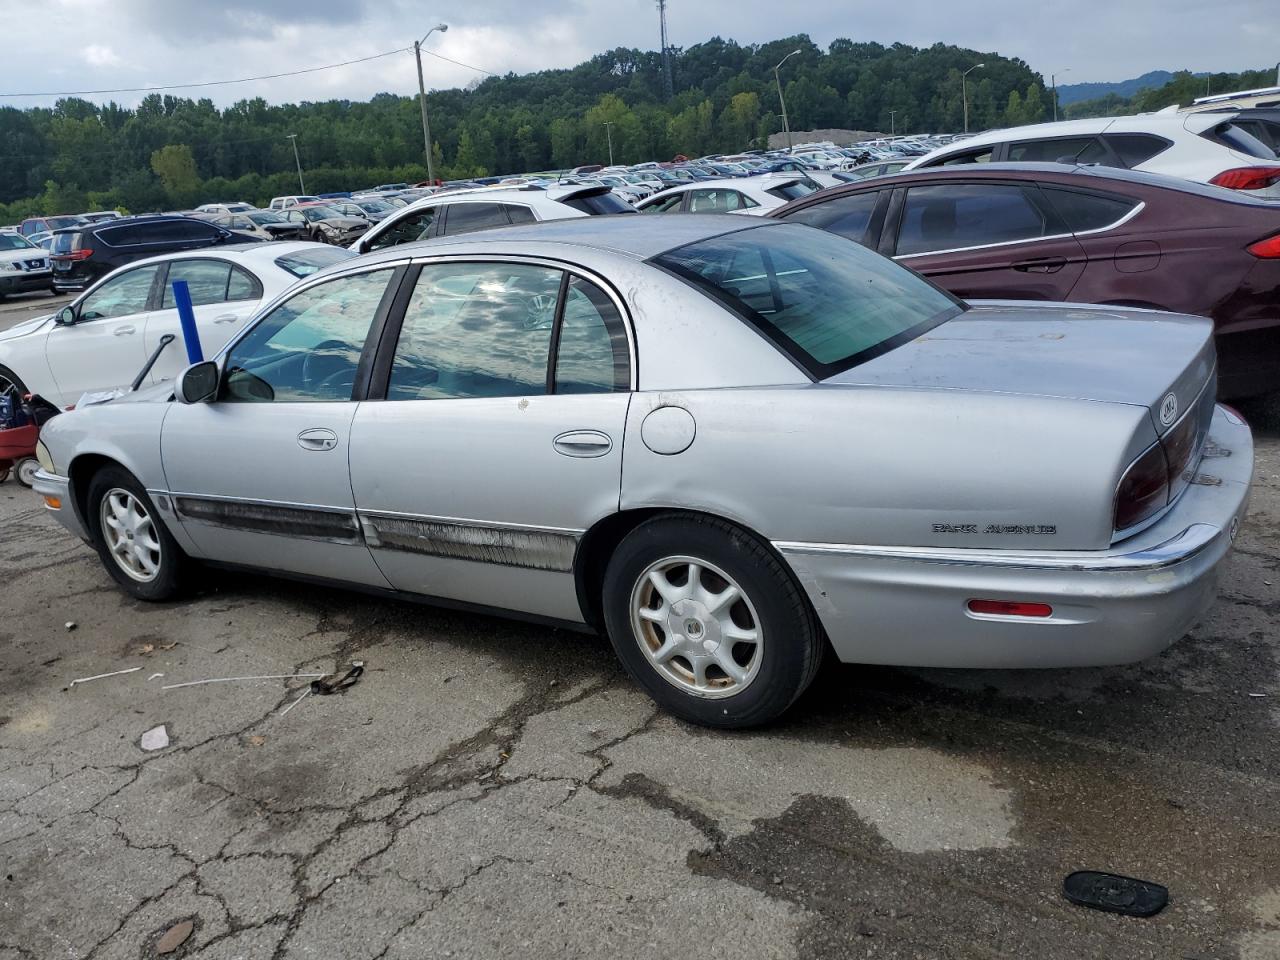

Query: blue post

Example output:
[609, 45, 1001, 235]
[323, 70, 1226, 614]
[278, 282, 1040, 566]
[171, 280, 204, 364]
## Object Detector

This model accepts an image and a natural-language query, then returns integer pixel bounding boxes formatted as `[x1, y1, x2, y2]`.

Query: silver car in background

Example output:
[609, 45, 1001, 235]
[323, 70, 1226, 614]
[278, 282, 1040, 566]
[33, 217, 1253, 727]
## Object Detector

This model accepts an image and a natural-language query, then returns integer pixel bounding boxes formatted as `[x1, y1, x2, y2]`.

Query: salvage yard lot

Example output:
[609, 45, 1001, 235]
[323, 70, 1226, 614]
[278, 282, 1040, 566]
[1, 416, 1278, 959]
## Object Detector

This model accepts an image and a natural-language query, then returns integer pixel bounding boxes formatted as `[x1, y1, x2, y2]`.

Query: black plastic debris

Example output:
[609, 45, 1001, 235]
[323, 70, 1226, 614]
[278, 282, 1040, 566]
[1063, 870, 1169, 917]
[310, 663, 364, 696]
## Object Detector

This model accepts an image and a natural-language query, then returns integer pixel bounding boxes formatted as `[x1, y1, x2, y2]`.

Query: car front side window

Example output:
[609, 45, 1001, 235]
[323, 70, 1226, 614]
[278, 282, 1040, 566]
[78, 266, 161, 321]
[366, 207, 436, 251]
[895, 183, 1053, 257]
[783, 191, 881, 246]
[221, 268, 394, 403]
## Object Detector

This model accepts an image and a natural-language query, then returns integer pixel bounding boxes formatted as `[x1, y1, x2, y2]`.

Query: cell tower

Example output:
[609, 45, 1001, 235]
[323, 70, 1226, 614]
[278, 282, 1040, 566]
[658, 0, 673, 99]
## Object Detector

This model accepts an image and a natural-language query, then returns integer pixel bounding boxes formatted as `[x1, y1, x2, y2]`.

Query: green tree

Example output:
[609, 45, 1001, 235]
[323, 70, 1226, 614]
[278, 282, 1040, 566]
[149, 144, 200, 203]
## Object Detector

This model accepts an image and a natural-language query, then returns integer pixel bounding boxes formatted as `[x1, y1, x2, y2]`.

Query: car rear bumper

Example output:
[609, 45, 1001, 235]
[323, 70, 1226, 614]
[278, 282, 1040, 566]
[776, 405, 1253, 668]
[33, 469, 91, 542]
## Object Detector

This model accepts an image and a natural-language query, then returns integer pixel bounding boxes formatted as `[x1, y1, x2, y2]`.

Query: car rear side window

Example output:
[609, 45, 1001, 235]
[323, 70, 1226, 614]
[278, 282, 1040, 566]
[1204, 122, 1278, 160]
[654, 224, 962, 379]
[554, 277, 630, 394]
[387, 263, 562, 400]
[927, 146, 994, 167]
[160, 259, 263, 308]
[559, 192, 635, 215]
[781, 191, 881, 246]
[222, 268, 394, 403]
[442, 203, 511, 236]
[688, 189, 757, 212]
[896, 183, 1054, 256]
[504, 204, 538, 224]
[1103, 133, 1172, 167]
[1006, 137, 1110, 165]
[1040, 187, 1138, 232]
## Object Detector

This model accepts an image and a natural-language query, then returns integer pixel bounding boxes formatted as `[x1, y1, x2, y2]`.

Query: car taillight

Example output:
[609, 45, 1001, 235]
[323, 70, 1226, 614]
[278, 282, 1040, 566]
[1161, 406, 1201, 504]
[1247, 233, 1280, 258]
[53, 249, 93, 261]
[1209, 167, 1280, 191]
[1114, 443, 1169, 531]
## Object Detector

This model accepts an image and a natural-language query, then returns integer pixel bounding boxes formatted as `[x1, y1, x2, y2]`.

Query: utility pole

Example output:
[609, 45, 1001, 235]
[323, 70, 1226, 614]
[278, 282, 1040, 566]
[657, 0, 673, 99]
[602, 122, 615, 165]
[889, 110, 896, 136]
[1051, 68, 1069, 122]
[414, 23, 448, 184]
[285, 134, 305, 193]
[961, 62, 985, 133]
[774, 49, 802, 152]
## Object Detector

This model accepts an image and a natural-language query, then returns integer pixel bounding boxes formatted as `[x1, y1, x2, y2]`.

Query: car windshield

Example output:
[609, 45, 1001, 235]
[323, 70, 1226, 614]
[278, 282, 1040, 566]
[248, 211, 287, 225]
[47, 216, 82, 230]
[300, 206, 342, 222]
[357, 200, 393, 214]
[0, 234, 34, 250]
[274, 247, 357, 278]
[654, 223, 963, 378]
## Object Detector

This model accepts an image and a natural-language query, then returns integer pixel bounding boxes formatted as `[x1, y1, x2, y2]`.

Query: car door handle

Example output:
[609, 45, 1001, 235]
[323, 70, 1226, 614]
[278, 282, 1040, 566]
[1012, 257, 1068, 274]
[297, 428, 339, 451]
[114, 325, 137, 336]
[212, 313, 242, 324]
[553, 430, 613, 458]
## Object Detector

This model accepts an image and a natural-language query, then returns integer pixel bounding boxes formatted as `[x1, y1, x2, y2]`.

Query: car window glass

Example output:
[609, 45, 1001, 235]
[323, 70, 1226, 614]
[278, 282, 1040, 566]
[366, 207, 436, 250]
[227, 266, 260, 301]
[931, 146, 994, 167]
[387, 263, 562, 401]
[643, 194, 685, 214]
[1040, 187, 1137, 232]
[78, 266, 161, 321]
[783, 192, 880, 246]
[1103, 133, 1172, 167]
[1006, 137, 1110, 164]
[222, 268, 392, 403]
[1208, 122, 1278, 160]
[442, 203, 511, 236]
[504, 204, 537, 225]
[896, 184, 1050, 256]
[554, 277, 630, 394]
[161, 259, 233, 308]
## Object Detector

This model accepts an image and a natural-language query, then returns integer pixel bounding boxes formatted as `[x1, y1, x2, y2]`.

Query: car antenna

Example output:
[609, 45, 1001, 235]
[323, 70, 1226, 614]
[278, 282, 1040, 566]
[130, 334, 176, 392]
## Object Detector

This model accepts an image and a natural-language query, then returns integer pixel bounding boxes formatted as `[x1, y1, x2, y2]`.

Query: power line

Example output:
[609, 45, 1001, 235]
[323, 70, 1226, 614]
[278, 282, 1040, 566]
[0, 44, 494, 99]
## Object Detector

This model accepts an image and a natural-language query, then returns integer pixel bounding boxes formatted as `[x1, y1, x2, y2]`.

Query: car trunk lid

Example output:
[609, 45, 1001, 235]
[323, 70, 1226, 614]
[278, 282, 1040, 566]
[825, 301, 1216, 436]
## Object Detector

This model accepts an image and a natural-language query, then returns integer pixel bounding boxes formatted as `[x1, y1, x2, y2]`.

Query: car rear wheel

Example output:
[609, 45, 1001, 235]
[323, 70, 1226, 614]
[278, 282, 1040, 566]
[86, 465, 188, 601]
[602, 514, 823, 728]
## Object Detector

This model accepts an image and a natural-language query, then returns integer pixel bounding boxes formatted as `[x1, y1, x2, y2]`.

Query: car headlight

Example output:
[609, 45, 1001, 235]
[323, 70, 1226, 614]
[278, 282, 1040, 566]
[319, 223, 338, 233]
[36, 439, 56, 473]
[0, 262, 19, 272]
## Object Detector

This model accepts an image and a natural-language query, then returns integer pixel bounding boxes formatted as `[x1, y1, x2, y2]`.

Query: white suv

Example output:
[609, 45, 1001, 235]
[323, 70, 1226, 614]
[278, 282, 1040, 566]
[350, 184, 634, 255]
[904, 111, 1280, 197]
[268, 195, 322, 211]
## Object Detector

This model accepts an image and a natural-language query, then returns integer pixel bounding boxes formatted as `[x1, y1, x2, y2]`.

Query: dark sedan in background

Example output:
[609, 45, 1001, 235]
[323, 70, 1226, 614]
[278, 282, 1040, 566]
[48, 215, 238, 293]
[773, 162, 1280, 399]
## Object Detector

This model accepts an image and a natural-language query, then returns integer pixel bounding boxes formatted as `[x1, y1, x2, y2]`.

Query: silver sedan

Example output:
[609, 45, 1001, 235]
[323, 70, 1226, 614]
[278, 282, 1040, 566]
[33, 217, 1253, 727]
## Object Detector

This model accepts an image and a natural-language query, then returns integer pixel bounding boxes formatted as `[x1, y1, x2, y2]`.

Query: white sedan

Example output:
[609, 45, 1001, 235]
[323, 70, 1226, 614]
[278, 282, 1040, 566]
[635, 174, 823, 216]
[0, 242, 353, 408]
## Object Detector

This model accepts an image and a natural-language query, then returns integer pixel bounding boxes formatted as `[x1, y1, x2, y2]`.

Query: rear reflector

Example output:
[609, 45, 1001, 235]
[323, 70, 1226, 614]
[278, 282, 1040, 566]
[1210, 167, 1280, 191]
[1247, 233, 1280, 259]
[967, 599, 1053, 618]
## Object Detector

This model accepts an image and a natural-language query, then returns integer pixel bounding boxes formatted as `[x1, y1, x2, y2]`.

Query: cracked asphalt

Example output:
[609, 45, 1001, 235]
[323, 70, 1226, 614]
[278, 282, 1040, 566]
[2, 404, 1278, 960]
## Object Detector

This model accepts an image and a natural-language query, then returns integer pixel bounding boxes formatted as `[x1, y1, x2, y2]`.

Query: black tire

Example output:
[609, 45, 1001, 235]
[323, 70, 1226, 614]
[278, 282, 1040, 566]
[602, 514, 823, 728]
[0, 464, 9, 484]
[85, 465, 188, 601]
[0, 364, 27, 396]
[15, 458, 38, 487]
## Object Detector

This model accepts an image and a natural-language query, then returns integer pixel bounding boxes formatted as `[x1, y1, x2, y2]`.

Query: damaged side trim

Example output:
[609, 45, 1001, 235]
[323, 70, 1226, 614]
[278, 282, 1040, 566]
[358, 511, 580, 573]
[163, 491, 362, 545]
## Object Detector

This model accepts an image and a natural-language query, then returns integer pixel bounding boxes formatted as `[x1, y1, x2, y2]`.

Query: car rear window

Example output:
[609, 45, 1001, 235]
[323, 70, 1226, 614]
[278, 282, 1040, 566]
[1040, 187, 1138, 232]
[50, 232, 78, 255]
[653, 223, 963, 379]
[560, 191, 636, 215]
[765, 179, 822, 201]
[274, 247, 357, 278]
[1204, 122, 1278, 160]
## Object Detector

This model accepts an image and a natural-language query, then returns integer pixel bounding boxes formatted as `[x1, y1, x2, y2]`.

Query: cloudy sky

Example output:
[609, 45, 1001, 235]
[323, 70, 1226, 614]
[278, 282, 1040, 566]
[4, 0, 1277, 108]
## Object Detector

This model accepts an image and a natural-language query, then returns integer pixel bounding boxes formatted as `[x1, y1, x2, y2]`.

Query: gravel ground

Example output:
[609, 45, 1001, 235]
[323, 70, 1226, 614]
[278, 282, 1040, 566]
[0, 404, 1277, 960]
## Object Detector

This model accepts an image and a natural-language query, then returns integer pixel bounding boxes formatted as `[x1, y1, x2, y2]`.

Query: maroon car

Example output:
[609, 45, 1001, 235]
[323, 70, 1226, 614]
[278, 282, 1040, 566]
[771, 162, 1280, 398]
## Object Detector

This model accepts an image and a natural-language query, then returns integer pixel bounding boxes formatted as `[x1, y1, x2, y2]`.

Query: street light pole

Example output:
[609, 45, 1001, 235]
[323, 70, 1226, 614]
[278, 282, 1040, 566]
[773, 49, 802, 152]
[889, 110, 896, 136]
[285, 134, 305, 194]
[961, 62, 985, 134]
[414, 23, 448, 184]
[602, 121, 615, 165]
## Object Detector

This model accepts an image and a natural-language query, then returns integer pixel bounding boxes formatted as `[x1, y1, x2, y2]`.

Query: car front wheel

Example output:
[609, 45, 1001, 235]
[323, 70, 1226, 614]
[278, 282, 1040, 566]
[602, 514, 824, 728]
[86, 466, 188, 600]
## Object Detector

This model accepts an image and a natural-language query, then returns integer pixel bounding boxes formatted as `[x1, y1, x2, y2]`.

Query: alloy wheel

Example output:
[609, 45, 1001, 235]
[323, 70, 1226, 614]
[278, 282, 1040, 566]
[99, 488, 163, 583]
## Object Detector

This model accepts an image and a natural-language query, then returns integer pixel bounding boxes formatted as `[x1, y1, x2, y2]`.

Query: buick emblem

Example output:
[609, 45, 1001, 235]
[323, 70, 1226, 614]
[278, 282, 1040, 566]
[1159, 392, 1178, 427]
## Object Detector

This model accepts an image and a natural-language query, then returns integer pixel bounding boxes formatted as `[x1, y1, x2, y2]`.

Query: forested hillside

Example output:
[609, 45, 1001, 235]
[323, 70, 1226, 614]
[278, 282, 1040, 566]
[1064, 67, 1277, 118]
[0, 35, 1049, 219]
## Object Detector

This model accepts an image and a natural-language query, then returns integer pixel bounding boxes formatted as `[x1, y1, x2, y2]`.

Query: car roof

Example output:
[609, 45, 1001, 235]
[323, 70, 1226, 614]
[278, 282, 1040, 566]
[919, 112, 1226, 156]
[113, 240, 332, 272]
[329, 215, 775, 275]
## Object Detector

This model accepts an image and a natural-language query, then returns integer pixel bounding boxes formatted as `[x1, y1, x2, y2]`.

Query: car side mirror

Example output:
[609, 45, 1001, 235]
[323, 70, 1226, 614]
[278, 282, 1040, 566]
[177, 361, 219, 404]
[55, 306, 76, 325]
